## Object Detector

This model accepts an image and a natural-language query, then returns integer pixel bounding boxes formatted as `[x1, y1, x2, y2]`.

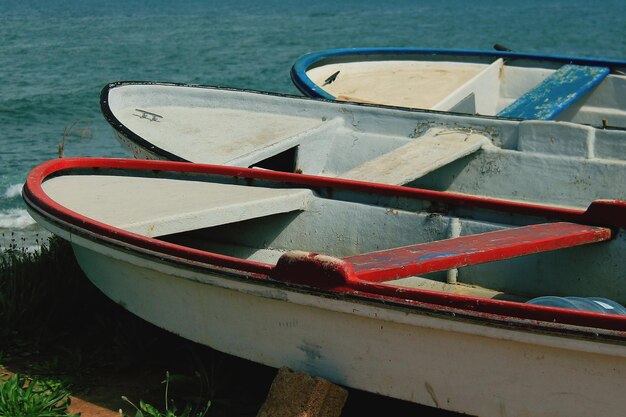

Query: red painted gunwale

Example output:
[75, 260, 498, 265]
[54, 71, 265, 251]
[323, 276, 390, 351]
[24, 158, 626, 334]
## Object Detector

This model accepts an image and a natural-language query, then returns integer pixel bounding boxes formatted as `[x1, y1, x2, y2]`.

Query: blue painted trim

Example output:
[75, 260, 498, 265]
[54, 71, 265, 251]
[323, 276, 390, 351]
[497, 65, 610, 120]
[290, 47, 626, 101]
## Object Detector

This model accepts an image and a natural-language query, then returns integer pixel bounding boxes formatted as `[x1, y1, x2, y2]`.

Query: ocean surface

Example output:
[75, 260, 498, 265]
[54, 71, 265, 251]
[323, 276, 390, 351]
[2, 0, 626, 251]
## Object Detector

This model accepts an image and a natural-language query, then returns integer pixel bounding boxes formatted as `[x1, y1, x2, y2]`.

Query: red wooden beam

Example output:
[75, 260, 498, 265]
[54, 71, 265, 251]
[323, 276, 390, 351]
[345, 222, 612, 283]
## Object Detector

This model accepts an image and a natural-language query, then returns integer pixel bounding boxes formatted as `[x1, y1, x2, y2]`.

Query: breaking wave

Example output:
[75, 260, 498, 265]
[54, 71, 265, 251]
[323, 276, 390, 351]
[0, 208, 36, 229]
[3, 183, 23, 199]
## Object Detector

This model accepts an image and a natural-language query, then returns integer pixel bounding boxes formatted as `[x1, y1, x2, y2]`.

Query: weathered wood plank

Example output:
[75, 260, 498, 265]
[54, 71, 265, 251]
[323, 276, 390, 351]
[338, 128, 489, 185]
[497, 64, 609, 120]
[346, 222, 612, 282]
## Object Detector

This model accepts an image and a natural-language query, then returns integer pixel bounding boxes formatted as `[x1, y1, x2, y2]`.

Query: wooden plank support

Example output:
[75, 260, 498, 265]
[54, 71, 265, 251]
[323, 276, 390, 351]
[346, 222, 612, 283]
[338, 128, 489, 185]
[497, 64, 609, 120]
[256, 367, 348, 417]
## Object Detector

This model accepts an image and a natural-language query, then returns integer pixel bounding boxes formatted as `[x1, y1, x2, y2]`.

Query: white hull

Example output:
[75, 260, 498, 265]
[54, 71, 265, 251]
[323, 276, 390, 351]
[114, 130, 166, 161]
[102, 83, 626, 209]
[61, 230, 626, 417]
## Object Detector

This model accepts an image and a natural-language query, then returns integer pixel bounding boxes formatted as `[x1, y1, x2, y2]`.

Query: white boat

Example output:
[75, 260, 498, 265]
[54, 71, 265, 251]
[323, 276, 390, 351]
[101, 82, 626, 209]
[290, 48, 626, 128]
[24, 158, 626, 417]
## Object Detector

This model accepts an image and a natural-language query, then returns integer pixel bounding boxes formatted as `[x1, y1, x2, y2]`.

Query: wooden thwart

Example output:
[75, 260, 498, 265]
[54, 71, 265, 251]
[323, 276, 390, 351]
[339, 128, 489, 185]
[347, 222, 613, 282]
[272, 222, 612, 288]
[497, 64, 610, 120]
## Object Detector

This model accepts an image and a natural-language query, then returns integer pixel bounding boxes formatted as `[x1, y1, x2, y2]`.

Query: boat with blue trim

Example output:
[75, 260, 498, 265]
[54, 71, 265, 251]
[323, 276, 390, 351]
[290, 48, 626, 128]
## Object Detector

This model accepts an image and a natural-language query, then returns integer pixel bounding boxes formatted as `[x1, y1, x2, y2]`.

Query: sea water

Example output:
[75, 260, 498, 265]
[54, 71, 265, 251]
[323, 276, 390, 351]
[2, 0, 626, 250]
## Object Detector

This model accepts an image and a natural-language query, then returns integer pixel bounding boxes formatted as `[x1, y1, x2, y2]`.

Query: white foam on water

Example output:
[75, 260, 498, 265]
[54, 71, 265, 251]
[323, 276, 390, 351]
[0, 208, 36, 229]
[3, 183, 23, 199]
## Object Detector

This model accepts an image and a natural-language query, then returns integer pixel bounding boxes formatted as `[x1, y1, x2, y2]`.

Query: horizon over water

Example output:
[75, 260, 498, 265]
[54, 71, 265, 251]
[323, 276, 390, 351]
[2, 0, 626, 251]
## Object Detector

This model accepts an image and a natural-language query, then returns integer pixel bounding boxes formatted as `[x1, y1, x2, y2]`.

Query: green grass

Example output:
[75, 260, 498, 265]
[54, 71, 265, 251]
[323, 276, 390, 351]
[0, 374, 78, 417]
[120, 372, 211, 417]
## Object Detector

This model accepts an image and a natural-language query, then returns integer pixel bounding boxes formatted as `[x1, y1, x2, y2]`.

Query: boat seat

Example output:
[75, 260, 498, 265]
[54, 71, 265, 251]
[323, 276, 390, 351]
[338, 128, 490, 185]
[271, 222, 612, 287]
[497, 64, 609, 120]
[42, 175, 312, 237]
[345, 222, 612, 282]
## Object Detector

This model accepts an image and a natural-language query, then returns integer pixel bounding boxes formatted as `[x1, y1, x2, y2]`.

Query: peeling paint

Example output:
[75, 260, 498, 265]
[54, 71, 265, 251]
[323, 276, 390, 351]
[298, 340, 323, 362]
[498, 65, 609, 120]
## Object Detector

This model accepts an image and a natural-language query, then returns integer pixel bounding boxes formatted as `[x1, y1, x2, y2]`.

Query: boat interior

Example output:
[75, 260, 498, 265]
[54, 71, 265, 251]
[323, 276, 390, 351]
[303, 55, 626, 128]
[39, 168, 626, 308]
[106, 84, 626, 209]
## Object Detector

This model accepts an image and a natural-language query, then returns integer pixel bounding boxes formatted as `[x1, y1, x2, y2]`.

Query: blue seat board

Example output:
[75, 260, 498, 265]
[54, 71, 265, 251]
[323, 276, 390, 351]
[497, 64, 609, 120]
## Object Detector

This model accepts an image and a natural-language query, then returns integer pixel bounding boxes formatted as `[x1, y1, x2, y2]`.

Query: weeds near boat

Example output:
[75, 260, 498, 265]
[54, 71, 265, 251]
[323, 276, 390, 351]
[0, 373, 78, 417]
[0, 237, 223, 414]
[0, 236, 83, 338]
[58, 121, 93, 158]
[0, 236, 175, 373]
[121, 372, 211, 417]
[0, 237, 275, 416]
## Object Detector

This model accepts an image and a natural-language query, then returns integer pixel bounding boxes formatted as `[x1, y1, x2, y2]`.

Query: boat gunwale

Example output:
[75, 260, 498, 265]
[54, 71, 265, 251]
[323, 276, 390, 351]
[99, 80, 538, 164]
[23, 157, 626, 335]
[290, 47, 626, 105]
